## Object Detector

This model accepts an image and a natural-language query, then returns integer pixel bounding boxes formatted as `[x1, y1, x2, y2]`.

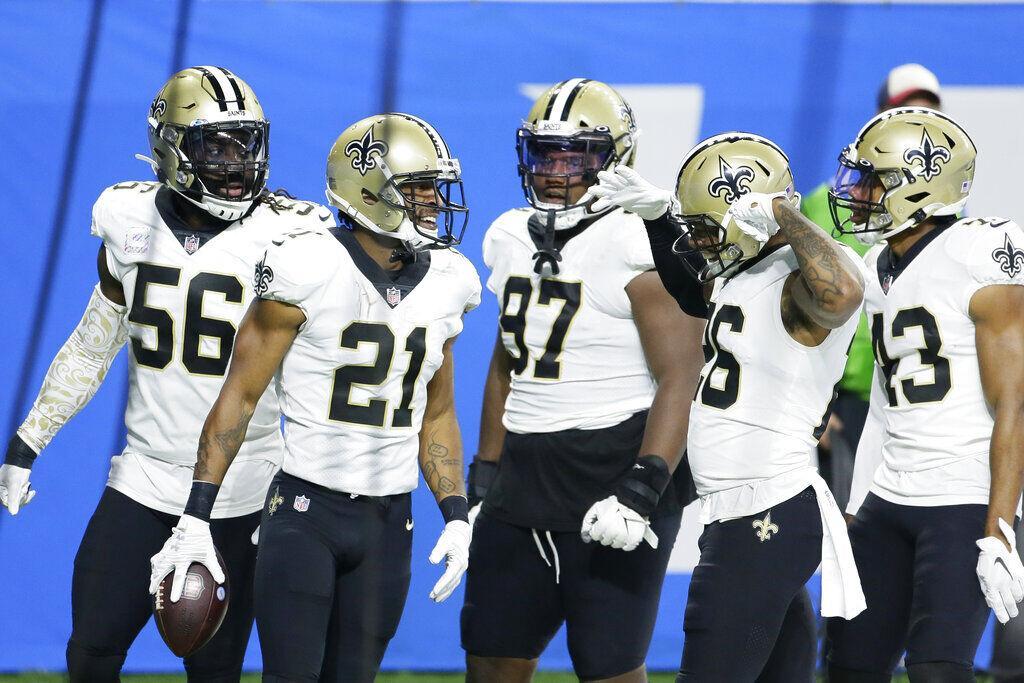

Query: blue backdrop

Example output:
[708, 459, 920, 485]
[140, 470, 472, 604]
[2, 0, 1023, 673]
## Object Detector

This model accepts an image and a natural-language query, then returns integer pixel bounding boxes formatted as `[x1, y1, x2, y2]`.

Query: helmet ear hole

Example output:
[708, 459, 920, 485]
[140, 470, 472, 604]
[361, 188, 379, 205]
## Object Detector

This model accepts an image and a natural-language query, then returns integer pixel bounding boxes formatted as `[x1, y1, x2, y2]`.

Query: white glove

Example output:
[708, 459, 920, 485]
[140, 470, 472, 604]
[468, 502, 482, 531]
[251, 525, 260, 545]
[580, 495, 658, 552]
[149, 514, 226, 602]
[585, 165, 675, 221]
[723, 191, 800, 247]
[977, 518, 1024, 624]
[428, 520, 471, 603]
[0, 464, 35, 515]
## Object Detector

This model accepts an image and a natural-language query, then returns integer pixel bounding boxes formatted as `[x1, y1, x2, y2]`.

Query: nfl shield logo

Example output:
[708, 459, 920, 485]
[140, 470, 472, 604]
[183, 234, 201, 254]
[293, 495, 310, 512]
[386, 287, 402, 306]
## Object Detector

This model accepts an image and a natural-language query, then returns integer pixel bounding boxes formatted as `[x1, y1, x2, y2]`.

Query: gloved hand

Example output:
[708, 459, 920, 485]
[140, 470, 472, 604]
[977, 518, 1024, 624]
[0, 464, 34, 515]
[580, 495, 659, 552]
[723, 191, 801, 247]
[149, 514, 226, 602]
[585, 165, 675, 220]
[428, 520, 471, 603]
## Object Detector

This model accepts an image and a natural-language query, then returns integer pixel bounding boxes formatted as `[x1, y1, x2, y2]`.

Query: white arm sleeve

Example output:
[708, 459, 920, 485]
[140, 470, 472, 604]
[16, 284, 129, 454]
[846, 365, 886, 515]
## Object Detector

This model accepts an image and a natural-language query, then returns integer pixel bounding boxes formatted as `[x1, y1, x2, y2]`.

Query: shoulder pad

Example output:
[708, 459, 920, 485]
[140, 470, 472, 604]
[946, 217, 1024, 285]
[255, 229, 338, 304]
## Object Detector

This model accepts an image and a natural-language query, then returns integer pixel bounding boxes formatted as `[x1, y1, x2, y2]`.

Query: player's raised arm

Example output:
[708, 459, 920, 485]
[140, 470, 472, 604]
[0, 245, 128, 515]
[148, 297, 303, 602]
[418, 336, 471, 603]
[972, 283, 1024, 622]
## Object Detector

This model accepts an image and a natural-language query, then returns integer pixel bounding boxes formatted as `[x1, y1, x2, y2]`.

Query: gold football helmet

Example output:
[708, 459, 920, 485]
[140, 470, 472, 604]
[829, 107, 975, 242]
[672, 132, 795, 281]
[145, 66, 268, 221]
[517, 79, 638, 224]
[325, 113, 467, 249]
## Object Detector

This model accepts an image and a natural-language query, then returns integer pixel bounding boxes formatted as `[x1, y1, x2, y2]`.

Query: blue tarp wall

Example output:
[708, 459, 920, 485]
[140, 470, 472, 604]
[2, 0, 1023, 672]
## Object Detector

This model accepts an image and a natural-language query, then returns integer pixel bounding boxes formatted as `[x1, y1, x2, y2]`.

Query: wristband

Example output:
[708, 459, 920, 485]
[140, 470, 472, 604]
[467, 459, 499, 508]
[615, 454, 671, 517]
[183, 481, 220, 523]
[4, 435, 39, 469]
[439, 495, 469, 524]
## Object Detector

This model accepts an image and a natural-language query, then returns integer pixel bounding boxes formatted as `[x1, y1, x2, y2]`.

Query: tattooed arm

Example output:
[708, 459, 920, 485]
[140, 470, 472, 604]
[774, 198, 864, 334]
[192, 299, 303, 485]
[419, 337, 467, 504]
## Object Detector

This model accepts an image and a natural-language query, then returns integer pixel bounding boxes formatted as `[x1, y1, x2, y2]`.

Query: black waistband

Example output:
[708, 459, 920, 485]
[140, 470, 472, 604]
[276, 470, 410, 505]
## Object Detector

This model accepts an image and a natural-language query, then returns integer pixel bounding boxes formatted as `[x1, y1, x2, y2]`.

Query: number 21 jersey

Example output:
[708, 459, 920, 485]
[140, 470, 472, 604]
[257, 227, 481, 496]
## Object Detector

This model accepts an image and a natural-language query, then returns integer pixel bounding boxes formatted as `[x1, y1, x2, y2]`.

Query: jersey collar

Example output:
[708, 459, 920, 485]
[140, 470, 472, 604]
[331, 226, 431, 308]
[876, 217, 955, 293]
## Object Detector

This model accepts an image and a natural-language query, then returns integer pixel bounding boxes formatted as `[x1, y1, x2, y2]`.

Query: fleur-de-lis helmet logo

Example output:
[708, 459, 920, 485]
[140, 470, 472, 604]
[903, 128, 951, 182]
[992, 233, 1024, 278]
[708, 156, 756, 204]
[345, 127, 389, 176]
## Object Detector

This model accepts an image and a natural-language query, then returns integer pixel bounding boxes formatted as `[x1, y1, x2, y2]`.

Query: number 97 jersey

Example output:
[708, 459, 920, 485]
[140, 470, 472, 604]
[865, 217, 1024, 506]
[483, 208, 658, 433]
[256, 227, 481, 496]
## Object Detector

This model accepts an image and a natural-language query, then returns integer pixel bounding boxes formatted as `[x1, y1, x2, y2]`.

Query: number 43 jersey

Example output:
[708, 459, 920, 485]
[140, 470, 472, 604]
[257, 227, 481, 496]
[864, 217, 1024, 507]
[92, 182, 334, 515]
[483, 208, 657, 433]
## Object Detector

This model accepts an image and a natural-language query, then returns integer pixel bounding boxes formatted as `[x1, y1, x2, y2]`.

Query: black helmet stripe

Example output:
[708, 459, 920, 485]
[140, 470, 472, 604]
[559, 78, 591, 121]
[542, 80, 569, 120]
[216, 66, 246, 110]
[195, 66, 229, 112]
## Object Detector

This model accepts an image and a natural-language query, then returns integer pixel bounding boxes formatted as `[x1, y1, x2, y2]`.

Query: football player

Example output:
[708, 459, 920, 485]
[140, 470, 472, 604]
[825, 109, 1024, 682]
[460, 79, 705, 683]
[0, 67, 333, 681]
[589, 132, 868, 681]
[149, 113, 481, 682]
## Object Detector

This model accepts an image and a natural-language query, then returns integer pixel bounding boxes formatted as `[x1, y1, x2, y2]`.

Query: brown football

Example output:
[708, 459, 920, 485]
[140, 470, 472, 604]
[152, 550, 229, 657]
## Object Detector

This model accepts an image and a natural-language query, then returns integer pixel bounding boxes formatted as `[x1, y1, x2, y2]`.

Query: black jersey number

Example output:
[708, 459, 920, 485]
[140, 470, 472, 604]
[129, 264, 243, 375]
[871, 307, 951, 406]
[697, 303, 745, 409]
[329, 322, 428, 428]
[499, 276, 582, 380]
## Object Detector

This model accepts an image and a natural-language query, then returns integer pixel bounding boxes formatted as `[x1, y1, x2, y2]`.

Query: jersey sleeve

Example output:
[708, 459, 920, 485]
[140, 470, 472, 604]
[481, 217, 506, 295]
[847, 365, 887, 515]
[255, 231, 334, 316]
[617, 214, 656, 288]
[951, 218, 1024, 314]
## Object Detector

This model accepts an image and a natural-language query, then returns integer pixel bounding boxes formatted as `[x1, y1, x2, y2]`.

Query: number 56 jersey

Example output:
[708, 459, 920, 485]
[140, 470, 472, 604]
[865, 217, 1024, 507]
[257, 227, 481, 496]
[92, 182, 334, 515]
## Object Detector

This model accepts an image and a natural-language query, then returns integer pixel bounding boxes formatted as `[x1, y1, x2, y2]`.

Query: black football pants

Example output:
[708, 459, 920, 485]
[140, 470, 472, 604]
[67, 486, 259, 683]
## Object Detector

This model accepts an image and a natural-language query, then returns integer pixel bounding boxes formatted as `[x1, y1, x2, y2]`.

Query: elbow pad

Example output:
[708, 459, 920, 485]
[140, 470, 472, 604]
[17, 284, 128, 453]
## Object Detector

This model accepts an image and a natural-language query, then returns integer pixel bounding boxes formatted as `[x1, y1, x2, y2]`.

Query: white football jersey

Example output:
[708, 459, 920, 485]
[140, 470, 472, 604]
[483, 208, 657, 433]
[864, 217, 1024, 507]
[257, 227, 481, 496]
[92, 181, 334, 515]
[687, 244, 863, 520]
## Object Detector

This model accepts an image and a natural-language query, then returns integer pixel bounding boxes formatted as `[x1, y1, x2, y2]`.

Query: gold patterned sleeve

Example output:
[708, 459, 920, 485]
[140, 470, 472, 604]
[16, 284, 128, 454]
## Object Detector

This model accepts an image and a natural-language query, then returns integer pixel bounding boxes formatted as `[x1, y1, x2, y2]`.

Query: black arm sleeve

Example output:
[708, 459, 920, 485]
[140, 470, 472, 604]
[643, 215, 709, 319]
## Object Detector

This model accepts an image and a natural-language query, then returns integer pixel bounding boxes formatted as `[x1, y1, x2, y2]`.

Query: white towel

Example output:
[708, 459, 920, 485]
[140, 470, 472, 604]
[807, 473, 866, 619]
